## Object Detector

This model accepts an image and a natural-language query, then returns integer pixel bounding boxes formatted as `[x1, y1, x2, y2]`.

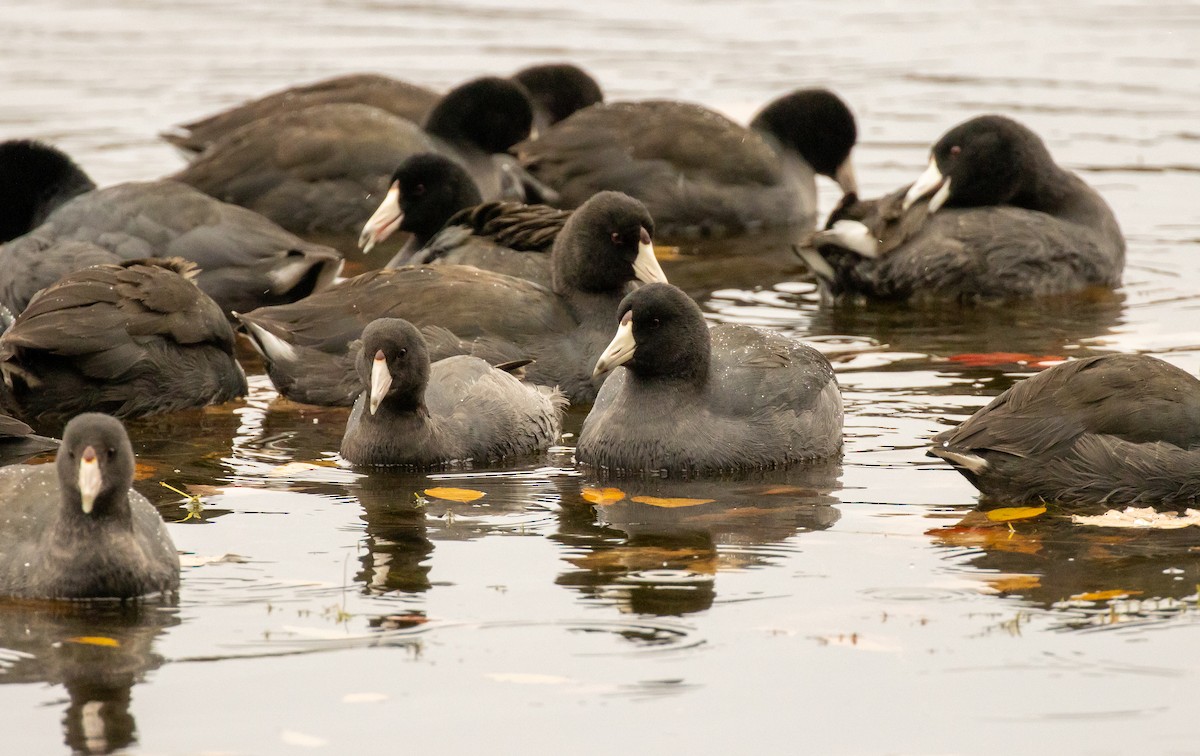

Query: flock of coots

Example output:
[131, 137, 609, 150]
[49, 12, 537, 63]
[1, 60, 1191, 603]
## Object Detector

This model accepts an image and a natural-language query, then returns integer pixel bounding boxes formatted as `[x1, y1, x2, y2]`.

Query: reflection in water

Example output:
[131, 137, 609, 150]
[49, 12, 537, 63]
[553, 464, 841, 616]
[808, 287, 1125, 361]
[350, 467, 565, 596]
[0, 601, 178, 754]
[928, 508, 1200, 631]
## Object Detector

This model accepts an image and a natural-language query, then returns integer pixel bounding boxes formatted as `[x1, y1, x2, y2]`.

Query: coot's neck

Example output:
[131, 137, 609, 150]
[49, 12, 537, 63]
[56, 490, 134, 538]
[1012, 162, 1115, 230]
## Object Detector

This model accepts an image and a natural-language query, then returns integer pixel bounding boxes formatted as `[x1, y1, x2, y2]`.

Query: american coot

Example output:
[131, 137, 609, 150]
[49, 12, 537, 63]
[515, 88, 858, 237]
[929, 354, 1200, 506]
[340, 318, 566, 467]
[795, 114, 1125, 303]
[578, 283, 844, 475]
[359, 152, 568, 286]
[173, 77, 539, 236]
[161, 63, 603, 157]
[238, 191, 666, 406]
[0, 258, 248, 429]
[0, 413, 179, 600]
[0, 412, 58, 465]
[0, 140, 343, 316]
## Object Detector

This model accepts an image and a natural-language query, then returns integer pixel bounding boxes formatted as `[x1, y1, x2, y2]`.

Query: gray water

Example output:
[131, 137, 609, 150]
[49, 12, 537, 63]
[2, 1, 1200, 753]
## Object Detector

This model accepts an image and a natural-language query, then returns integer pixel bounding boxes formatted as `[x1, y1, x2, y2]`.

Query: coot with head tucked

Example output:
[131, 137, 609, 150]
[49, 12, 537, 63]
[0, 258, 248, 430]
[929, 354, 1200, 506]
[0, 140, 342, 316]
[516, 88, 858, 237]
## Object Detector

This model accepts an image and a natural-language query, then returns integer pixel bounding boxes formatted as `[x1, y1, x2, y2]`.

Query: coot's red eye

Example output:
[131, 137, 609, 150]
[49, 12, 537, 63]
[610, 232, 621, 245]
[949, 145, 961, 156]
[413, 183, 426, 196]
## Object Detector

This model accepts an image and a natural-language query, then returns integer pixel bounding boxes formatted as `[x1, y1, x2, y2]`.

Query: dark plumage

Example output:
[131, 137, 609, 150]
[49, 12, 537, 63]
[929, 354, 1200, 506]
[162, 73, 440, 155]
[512, 63, 604, 133]
[0, 140, 343, 315]
[340, 319, 565, 467]
[0, 412, 58, 465]
[0, 413, 179, 600]
[358, 153, 569, 286]
[161, 63, 602, 156]
[516, 88, 858, 237]
[238, 191, 667, 406]
[0, 258, 247, 429]
[577, 283, 843, 475]
[173, 77, 537, 235]
[796, 114, 1125, 303]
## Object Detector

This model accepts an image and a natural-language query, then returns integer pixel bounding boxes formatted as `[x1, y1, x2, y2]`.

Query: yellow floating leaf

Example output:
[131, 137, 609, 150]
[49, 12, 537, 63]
[1070, 589, 1143, 602]
[424, 487, 486, 503]
[65, 636, 120, 648]
[631, 495, 715, 508]
[581, 487, 625, 505]
[985, 506, 1047, 522]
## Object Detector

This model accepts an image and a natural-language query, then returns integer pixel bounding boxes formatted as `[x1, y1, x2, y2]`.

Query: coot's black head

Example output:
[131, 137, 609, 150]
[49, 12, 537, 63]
[593, 283, 710, 384]
[356, 318, 431, 415]
[0, 140, 97, 243]
[422, 77, 534, 154]
[512, 63, 604, 129]
[56, 413, 136, 519]
[905, 115, 1056, 211]
[750, 89, 858, 194]
[552, 191, 666, 294]
[359, 153, 484, 253]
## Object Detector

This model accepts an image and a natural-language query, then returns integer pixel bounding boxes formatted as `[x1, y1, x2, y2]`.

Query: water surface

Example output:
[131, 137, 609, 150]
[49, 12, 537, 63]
[2, 1, 1200, 753]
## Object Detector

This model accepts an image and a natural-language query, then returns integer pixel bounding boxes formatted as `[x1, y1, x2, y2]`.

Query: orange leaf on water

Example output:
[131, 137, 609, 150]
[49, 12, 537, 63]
[581, 487, 625, 505]
[985, 506, 1047, 522]
[423, 487, 486, 503]
[630, 495, 715, 508]
[65, 636, 120, 648]
[1070, 589, 1143, 602]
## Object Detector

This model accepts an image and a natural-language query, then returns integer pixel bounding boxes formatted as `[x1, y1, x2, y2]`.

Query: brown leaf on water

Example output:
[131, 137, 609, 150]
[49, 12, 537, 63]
[985, 574, 1042, 594]
[581, 487, 625, 505]
[424, 487, 486, 503]
[653, 245, 683, 261]
[985, 506, 1047, 522]
[133, 461, 158, 481]
[927, 524, 1044, 556]
[1070, 589, 1143, 602]
[65, 636, 120, 648]
[569, 546, 720, 574]
[630, 495, 715, 508]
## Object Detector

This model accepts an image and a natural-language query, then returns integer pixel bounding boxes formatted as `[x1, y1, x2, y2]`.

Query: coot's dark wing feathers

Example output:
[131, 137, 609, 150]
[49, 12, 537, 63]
[0, 234, 119, 314]
[0, 259, 246, 424]
[444, 201, 568, 252]
[166, 74, 439, 154]
[175, 104, 435, 234]
[519, 102, 781, 188]
[934, 355, 1200, 459]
